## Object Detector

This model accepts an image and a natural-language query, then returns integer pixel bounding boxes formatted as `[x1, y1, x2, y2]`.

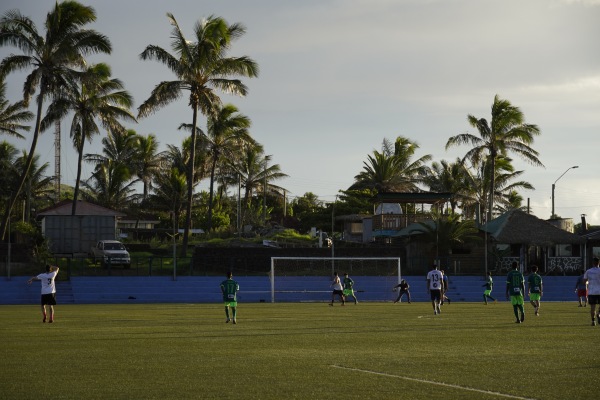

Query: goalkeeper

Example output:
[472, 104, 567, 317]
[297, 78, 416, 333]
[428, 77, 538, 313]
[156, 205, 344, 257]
[343, 272, 358, 304]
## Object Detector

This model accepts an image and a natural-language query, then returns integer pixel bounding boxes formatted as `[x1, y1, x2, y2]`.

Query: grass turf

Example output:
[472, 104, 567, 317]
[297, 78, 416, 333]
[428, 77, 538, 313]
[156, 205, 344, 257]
[0, 301, 593, 399]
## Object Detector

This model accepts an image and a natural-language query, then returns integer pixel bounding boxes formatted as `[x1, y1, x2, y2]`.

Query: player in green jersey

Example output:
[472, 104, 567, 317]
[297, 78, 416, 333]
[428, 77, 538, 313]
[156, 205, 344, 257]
[505, 261, 525, 323]
[343, 273, 358, 304]
[220, 271, 240, 324]
[482, 271, 497, 305]
[528, 265, 543, 316]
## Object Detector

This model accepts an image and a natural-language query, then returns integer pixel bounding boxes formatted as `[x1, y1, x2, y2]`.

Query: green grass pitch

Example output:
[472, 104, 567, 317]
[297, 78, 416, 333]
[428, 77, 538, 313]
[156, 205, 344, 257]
[0, 301, 593, 399]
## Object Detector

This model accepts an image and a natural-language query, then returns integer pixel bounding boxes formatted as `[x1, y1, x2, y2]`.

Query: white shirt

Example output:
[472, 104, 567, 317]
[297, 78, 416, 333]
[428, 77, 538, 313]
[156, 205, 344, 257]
[332, 276, 343, 291]
[584, 267, 600, 295]
[36, 270, 58, 295]
[427, 269, 444, 290]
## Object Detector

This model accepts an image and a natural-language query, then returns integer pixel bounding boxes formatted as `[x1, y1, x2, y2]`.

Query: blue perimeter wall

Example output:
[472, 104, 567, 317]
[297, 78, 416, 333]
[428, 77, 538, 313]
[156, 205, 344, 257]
[0, 275, 582, 305]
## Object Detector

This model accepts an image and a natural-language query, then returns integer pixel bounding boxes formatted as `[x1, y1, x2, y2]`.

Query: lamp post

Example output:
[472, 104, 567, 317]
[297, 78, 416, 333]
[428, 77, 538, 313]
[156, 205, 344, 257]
[551, 166, 578, 218]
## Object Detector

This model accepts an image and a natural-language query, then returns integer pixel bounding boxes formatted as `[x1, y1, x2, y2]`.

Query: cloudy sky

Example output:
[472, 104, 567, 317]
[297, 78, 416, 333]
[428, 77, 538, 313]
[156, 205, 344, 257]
[2, 0, 599, 223]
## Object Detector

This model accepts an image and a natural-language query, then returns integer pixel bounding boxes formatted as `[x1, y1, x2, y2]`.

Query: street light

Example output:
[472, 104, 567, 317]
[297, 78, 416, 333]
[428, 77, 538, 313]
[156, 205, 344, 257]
[551, 166, 578, 218]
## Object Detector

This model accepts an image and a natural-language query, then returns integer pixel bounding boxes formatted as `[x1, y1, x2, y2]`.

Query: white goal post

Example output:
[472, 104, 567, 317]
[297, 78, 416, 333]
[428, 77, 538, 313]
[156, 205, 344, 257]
[269, 257, 401, 303]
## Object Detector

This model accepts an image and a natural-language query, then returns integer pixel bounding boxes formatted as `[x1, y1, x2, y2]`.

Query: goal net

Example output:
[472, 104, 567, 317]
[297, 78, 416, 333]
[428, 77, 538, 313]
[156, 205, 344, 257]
[269, 257, 401, 303]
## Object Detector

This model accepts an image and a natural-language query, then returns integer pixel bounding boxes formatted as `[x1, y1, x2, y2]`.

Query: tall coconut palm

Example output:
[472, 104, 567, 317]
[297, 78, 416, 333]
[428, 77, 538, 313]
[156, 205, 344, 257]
[133, 133, 161, 201]
[351, 136, 432, 193]
[459, 157, 534, 220]
[445, 95, 543, 222]
[0, 1, 111, 239]
[148, 167, 187, 232]
[80, 159, 139, 210]
[423, 158, 470, 213]
[13, 150, 54, 222]
[0, 77, 33, 138]
[85, 128, 138, 169]
[230, 143, 287, 226]
[0, 141, 19, 212]
[138, 13, 258, 254]
[204, 103, 253, 230]
[42, 63, 135, 215]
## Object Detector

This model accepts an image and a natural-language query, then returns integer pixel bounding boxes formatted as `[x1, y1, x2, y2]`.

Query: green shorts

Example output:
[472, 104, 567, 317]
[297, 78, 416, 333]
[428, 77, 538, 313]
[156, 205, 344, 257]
[529, 293, 541, 301]
[224, 301, 237, 307]
[484, 289, 492, 296]
[343, 289, 354, 296]
[510, 295, 524, 306]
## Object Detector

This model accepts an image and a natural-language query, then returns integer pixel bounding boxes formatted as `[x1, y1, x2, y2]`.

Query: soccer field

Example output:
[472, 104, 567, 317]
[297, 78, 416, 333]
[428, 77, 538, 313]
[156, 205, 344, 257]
[0, 301, 592, 399]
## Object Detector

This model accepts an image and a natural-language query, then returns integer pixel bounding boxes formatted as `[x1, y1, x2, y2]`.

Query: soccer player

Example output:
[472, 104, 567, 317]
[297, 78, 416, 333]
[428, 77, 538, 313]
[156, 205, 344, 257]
[393, 279, 411, 303]
[220, 271, 240, 324]
[584, 257, 600, 326]
[342, 273, 358, 304]
[441, 269, 451, 305]
[330, 271, 345, 306]
[426, 264, 444, 315]
[482, 271, 497, 305]
[506, 261, 525, 323]
[528, 265, 543, 316]
[27, 264, 60, 323]
[575, 270, 588, 307]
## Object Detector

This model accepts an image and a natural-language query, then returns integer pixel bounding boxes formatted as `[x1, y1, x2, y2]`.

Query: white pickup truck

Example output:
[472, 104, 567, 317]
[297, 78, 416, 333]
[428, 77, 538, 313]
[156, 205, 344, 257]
[90, 240, 131, 268]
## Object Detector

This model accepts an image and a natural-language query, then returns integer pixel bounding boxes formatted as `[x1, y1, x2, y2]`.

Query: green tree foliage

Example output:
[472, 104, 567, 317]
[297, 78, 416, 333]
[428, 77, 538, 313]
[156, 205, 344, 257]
[41, 63, 135, 215]
[351, 137, 431, 193]
[138, 13, 258, 255]
[412, 211, 481, 258]
[0, 1, 111, 239]
[446, 95, 543, 222]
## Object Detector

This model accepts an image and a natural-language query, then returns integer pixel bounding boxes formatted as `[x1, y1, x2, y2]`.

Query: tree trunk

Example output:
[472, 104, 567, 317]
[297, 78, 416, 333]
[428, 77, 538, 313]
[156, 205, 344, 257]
[206, 156, 218, 231]
[0, 93, 45, 240]
[181, 106, 198, 257]
[72, 126, 86, 215]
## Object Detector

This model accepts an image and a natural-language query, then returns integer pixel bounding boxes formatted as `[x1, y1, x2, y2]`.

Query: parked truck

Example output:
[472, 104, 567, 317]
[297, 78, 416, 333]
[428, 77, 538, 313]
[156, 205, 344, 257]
[90, 240, 131, 268]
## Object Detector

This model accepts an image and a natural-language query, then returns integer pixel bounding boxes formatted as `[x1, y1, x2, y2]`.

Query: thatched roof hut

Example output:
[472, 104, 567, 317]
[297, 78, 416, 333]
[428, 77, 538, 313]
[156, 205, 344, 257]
[482, 209, 584, 246]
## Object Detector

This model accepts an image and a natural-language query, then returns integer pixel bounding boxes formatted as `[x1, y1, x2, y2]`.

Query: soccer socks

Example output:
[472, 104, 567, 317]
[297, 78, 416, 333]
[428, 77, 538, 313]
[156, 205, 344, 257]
[225, 307, 230, 319]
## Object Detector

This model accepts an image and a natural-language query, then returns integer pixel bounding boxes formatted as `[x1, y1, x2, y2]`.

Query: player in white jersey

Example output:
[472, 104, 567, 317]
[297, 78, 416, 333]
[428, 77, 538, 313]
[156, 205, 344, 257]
[426, 264, 444, 315]
[329, 271, 345, 306]
[28, 264, 59, 323]
[584, 257, 600, 326]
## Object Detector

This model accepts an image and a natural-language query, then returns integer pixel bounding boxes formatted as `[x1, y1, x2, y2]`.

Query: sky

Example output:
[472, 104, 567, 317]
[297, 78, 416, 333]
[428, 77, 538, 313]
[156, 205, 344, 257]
[1, 0, 600, 224]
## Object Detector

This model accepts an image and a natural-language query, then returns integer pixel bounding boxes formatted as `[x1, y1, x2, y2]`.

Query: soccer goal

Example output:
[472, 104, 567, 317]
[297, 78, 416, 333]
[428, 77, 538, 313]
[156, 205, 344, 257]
[269, 257, 401, 303]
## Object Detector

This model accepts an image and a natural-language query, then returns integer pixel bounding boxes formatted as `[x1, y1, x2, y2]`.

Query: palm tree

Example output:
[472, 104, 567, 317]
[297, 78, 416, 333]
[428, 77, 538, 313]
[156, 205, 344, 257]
[458, 156, 534, 221]
[0, 141, 19, 215]
[83, 129, 140, 211]
[148, 167, 188, 232]
[0, 77, 33, 138]
[0, 1, 111, 239]
[42, 63, 135, 215]
[85, 128, 138, 167]
[138, 13, 258, 254]
[133, 133, 161, 202]
[80, 159, 139, 210]
[13, 151, 54, 222]
[230, 143, 287, 226]
[412, 211, 480, 259]
[423, 158, 469, 213]
[351, 136, 432, 193]
[163, 138, 208, 183]
[204, 103, 253, 230]
[445, 95, 543, 222]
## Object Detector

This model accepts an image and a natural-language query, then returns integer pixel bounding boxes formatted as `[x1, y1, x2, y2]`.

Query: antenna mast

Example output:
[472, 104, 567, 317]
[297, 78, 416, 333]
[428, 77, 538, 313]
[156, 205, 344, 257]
[54, 119, 61, 202]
